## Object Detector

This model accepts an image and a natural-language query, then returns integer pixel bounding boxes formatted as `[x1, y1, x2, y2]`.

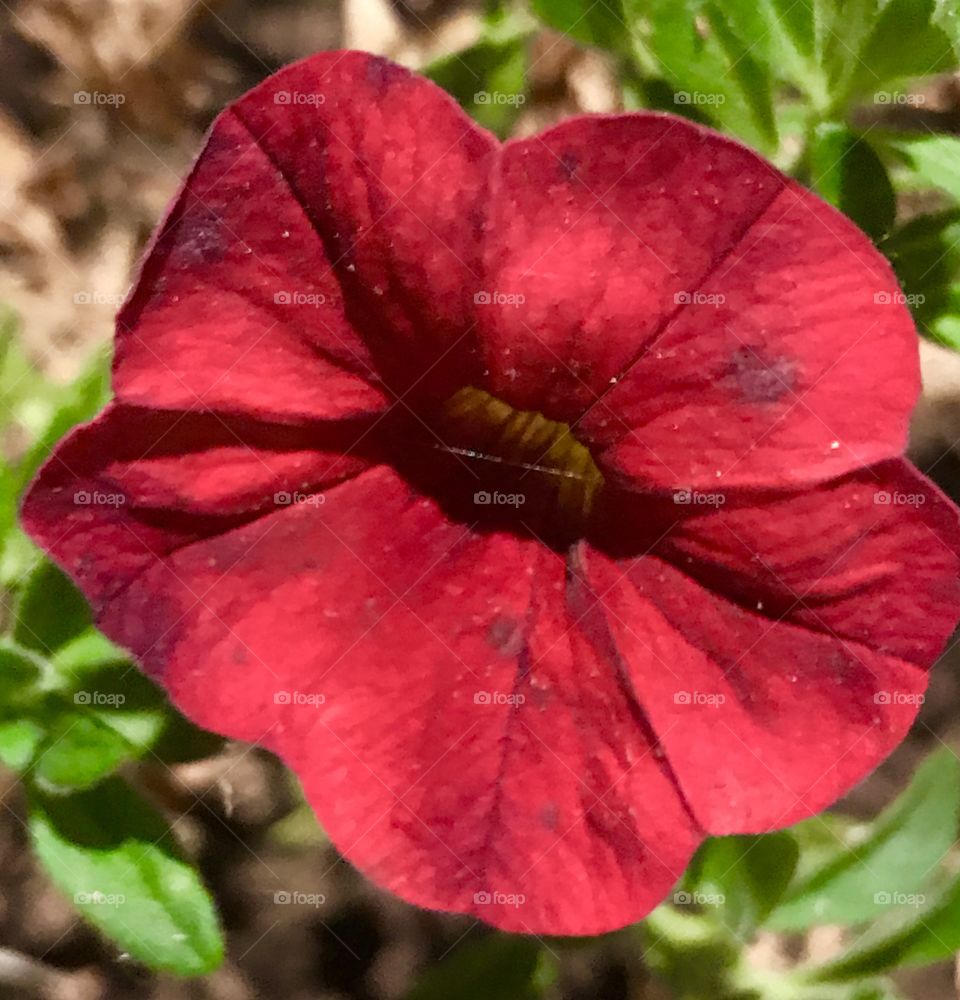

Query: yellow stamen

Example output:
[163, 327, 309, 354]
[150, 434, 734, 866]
[440, 386, 604, 524]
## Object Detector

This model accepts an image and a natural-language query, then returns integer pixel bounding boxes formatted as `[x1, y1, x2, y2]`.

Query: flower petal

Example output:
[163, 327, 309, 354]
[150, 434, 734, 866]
[580, 179, 919, 490]
[478, 114, 785, 417]
[476, 112, 917, 489]
[33, 463, 700, 933]
[20, 404, 372, 610]
[577, 461, 960, 831]
[217, 50, 498, 400]
[117, 51, 497, 419]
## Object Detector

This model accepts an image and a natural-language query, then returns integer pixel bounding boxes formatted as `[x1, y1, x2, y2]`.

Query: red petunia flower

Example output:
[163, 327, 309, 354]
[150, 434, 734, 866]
[22, 51, 960, 935]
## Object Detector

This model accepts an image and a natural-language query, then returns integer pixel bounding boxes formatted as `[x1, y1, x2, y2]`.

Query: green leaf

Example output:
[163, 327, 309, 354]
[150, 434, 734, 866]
[844, 0, 954, 104]
[50, 628, 130, 678]
[809, 872, 960, 979]
[72, 666, 169, 750]
[885, 133, 960, 203]
[33, 713, 136, 791]
[13, 348, 110, 496]
[0, 718, 44, 772]
[713, 0, 828, 106]
[531, 0, 626, 50]
[0, 638, 45, 714]
[426, 12, 532, 136]
[150, 710, 225, 765]
[808, 123, 896, 240]
[14, 561, 92, 654]
[885, 209, 960, 349]
[0, 347, 109, 586]
[820, 0, 875, 97]
[28, 780, 224, 976]
[0, 306, 36, 423]
[934, 0, 960, 58]
[45, 628, 189, 774]
[783, 812, 857, 885]
[404, 935, 551, 1000]
[627, 0, 778, 152]
[33, 661, 172, 789]
[681, 832, 799, 935]
[770, 750, 960, 930]
[642, 903, 742, 997]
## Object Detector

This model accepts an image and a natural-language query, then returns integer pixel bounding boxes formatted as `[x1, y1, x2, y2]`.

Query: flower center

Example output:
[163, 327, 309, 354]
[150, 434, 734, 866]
[438, 387, 604, 531]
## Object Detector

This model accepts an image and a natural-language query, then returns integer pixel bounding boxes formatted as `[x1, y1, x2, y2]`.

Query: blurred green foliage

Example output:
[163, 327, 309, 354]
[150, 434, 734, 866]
[0, 314, 224, 976]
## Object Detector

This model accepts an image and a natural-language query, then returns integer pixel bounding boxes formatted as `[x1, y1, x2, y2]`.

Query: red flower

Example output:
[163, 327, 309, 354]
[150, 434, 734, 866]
[22, 51, 960, 935]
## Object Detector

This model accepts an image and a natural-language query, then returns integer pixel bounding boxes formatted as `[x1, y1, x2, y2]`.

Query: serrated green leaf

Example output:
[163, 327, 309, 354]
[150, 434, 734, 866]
[404, 935, 551, 1000]
[808, 123, 896, 239]
[29, 780, 223, 976]
[681, 832, 799, 935]
[770, 750, 960, 930]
